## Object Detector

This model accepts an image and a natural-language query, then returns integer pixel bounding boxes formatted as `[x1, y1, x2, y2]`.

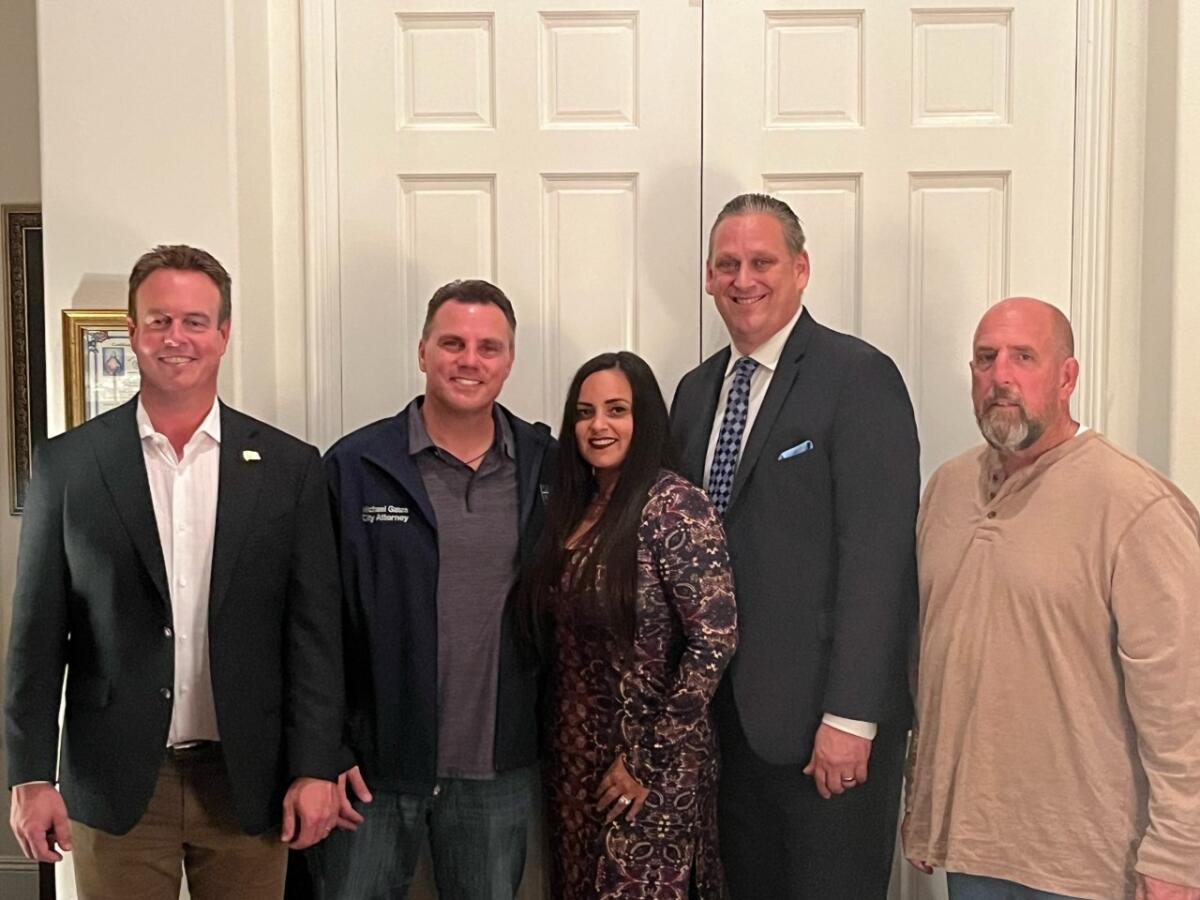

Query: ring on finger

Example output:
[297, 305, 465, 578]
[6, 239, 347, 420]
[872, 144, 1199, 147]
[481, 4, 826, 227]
[618, 794, 632, 806]
[841, 776, 857, 784]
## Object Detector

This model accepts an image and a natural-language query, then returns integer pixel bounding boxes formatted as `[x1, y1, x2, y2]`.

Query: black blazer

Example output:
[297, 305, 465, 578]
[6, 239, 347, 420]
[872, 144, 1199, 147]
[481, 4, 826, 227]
[4, 398, 344, 835]
[670, 309, 919, 765]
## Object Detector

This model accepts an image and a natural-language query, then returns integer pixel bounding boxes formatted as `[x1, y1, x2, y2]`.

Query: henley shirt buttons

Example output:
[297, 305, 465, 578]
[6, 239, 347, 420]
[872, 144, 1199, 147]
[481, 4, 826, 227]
[432, 785, 442, 798]
[160, 687, 172, 700]
[163, 626, 173, 638]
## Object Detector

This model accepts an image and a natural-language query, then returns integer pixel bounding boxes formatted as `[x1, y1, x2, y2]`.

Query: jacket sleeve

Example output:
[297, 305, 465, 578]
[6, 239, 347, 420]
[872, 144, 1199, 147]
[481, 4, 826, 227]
[1112, 494, 1200, 889]
[624, 482, 737, 779]
[822, 349, 921, 722]
[4, 444, 71, 786]
[282, 446, 346, 781]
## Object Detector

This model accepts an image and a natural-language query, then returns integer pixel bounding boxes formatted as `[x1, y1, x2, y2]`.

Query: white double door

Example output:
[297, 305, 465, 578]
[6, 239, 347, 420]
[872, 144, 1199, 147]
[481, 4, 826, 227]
[333, 4, 1076, 898]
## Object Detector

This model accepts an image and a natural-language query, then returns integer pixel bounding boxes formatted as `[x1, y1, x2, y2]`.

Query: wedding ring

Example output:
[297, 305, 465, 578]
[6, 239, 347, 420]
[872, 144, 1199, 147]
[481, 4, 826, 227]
[618, 794, 632, 806]
[841, 776, 857, 783]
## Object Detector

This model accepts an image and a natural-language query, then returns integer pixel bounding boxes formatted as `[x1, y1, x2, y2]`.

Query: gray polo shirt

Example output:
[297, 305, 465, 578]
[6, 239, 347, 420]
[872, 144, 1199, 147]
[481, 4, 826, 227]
[408, 399, 520, 778]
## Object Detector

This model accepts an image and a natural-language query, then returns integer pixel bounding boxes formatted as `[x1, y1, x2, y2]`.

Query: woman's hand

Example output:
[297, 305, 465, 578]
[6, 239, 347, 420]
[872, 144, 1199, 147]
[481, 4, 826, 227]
[594, 754, 650, 823]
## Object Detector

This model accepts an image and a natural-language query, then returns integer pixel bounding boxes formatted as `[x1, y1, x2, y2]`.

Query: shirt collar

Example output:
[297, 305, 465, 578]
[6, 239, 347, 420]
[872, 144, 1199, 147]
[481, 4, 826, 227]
[724, 303, 804, 377]
[136, 395, 222, 444]
[982, 427, 1096, 497]
[407, 397, 515, 460]
[494, 407, 516, 459]
[406, 398, 434, 454]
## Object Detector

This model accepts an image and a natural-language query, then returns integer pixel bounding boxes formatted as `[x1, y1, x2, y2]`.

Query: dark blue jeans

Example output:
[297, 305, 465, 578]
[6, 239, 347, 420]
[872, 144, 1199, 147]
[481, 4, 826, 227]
[948, 873, 1085, 900]
[308, 765, 537, 900]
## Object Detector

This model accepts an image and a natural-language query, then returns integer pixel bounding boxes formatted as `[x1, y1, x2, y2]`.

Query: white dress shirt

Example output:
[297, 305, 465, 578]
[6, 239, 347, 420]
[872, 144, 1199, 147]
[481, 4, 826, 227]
[703, 306, 876, 741]
[137, 397, 222, 746]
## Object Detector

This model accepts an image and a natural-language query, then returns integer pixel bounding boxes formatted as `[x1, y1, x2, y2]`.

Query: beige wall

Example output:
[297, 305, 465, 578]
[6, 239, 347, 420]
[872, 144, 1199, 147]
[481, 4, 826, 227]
[1168, 1, 1200, 500]
[1120, 0, 1200, 500]
[1137, 0, 1177, 476]
[34, 0, 308, 439]
[0, 0, 42, 894]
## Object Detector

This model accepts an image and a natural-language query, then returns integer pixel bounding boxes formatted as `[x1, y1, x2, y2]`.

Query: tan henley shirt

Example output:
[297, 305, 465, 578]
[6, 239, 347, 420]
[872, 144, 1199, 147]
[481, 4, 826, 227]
[905, 431, 1200, 899]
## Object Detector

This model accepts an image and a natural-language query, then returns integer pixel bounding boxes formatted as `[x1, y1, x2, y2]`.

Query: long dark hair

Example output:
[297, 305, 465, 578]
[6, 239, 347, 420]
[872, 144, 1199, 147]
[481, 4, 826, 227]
[520, 351, 676, 652]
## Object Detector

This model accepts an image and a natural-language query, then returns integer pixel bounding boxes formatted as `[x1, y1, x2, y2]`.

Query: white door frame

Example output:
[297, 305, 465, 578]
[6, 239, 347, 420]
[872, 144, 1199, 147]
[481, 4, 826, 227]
[300, 0, 343, 450]
[300, 0, 1119, 450]
[1071, 0, 1118, 434]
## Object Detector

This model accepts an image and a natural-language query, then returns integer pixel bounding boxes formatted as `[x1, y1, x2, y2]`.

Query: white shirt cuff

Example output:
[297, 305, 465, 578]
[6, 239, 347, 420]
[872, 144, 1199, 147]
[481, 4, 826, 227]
[822, 713, 877, 740]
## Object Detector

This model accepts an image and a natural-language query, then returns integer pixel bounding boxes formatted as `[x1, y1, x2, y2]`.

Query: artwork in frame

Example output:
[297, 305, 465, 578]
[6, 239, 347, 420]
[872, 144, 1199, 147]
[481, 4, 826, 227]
[62, 309, 141, 429]
[3, 204, 45, 515]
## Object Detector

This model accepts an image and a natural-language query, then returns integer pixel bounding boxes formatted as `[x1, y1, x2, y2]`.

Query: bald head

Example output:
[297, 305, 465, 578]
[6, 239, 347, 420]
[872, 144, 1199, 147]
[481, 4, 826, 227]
[976, 297, 1074, 363]
[970, 296, 1080, 461]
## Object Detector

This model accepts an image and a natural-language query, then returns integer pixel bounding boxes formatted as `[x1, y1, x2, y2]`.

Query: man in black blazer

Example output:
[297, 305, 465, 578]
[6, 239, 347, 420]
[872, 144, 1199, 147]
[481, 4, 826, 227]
[670, 195, 920, 897]
[5, 245, 343, 899]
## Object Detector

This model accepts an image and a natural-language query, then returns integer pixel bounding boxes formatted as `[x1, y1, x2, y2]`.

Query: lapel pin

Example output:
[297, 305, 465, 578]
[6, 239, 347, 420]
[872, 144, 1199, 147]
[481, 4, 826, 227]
[242, 450, 261, 462]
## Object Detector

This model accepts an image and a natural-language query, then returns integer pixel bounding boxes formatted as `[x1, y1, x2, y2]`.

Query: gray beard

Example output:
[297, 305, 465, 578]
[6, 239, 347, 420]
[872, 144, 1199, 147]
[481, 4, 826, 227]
[977, 406, 1043, 453]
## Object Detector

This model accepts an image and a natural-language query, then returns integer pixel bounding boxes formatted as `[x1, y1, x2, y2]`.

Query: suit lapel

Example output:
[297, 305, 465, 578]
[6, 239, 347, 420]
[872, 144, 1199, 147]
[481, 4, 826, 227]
[727, 310, 816, 512]
[209, 404, 265, 620]
[679, 349, 729, 485]
[90, 399, 170, 607]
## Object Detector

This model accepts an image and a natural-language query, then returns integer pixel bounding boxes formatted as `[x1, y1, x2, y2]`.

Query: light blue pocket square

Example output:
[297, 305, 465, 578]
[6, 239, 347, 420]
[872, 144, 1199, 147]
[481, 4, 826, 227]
[778, 440, 814, 460]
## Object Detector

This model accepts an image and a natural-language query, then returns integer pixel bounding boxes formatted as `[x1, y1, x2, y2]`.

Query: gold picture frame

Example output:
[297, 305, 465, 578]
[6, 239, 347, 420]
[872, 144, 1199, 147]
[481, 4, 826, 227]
[62, 309, 139, 429]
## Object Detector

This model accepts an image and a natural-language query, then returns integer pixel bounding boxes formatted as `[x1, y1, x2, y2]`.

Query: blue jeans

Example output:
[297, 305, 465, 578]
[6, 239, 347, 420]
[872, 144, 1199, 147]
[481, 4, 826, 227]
[308, 765, 537, 900]
[948, 872, 1085, 900]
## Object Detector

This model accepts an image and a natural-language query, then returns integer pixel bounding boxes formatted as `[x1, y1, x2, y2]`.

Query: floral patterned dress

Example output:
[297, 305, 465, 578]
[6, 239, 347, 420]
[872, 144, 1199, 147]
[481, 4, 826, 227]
[545, 470, 738, 899]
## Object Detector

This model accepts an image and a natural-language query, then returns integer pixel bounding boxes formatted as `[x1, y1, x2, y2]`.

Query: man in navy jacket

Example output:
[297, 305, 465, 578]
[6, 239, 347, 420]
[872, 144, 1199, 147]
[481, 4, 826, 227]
[311, 280, 554, 900]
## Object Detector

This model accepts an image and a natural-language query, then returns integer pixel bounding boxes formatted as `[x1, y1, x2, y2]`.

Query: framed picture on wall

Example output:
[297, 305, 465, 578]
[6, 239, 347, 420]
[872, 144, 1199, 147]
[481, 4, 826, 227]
[62, 309, 140, 428]
[3, 203, 45, 515]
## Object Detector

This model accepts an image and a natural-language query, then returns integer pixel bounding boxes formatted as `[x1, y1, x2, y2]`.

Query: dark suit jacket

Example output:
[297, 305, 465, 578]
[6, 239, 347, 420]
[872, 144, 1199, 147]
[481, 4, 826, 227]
[670, 309, 919, 765]
[4, 398, 344, 835]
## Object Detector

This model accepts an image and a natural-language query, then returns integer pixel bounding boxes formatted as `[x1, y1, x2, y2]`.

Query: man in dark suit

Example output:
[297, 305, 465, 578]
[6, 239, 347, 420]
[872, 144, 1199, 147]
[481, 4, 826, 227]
[670, 194, 920, 897]
[5, 245, 344, 899]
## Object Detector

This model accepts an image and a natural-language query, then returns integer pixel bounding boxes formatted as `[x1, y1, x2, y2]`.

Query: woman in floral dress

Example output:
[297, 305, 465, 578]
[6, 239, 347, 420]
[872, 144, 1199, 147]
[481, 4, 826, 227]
[521, 351, 737, 899]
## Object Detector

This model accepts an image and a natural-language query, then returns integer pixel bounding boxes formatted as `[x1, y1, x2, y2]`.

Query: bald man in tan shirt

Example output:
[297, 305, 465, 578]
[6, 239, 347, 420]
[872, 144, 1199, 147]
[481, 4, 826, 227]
[903, 298, 1200, 900]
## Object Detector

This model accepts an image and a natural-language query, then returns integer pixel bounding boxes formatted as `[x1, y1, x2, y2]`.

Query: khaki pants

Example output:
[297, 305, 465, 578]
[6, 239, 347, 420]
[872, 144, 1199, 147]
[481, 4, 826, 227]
[71, 743, 286, 900]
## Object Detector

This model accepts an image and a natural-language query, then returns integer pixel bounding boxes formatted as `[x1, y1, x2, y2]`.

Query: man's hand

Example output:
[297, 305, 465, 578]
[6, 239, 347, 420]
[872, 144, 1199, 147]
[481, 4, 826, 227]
[899, 813, 933, 874]
[802, 722, 871, 799]
[10, 782, 72, 862]
[334, 766, 373, 832]
[1136, 874, 1200, 900]
[280, 776, 339, 849]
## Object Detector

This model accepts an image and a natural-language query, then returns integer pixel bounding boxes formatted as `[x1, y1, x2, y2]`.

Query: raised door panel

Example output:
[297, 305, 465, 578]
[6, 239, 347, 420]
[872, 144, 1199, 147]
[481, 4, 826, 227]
[337, 0, 701, 433]
[704, 1, 1077, 477]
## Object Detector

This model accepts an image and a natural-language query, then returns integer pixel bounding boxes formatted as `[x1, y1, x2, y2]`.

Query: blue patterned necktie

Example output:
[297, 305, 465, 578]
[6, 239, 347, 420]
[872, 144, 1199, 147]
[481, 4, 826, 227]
[707, 356, 759, 515]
